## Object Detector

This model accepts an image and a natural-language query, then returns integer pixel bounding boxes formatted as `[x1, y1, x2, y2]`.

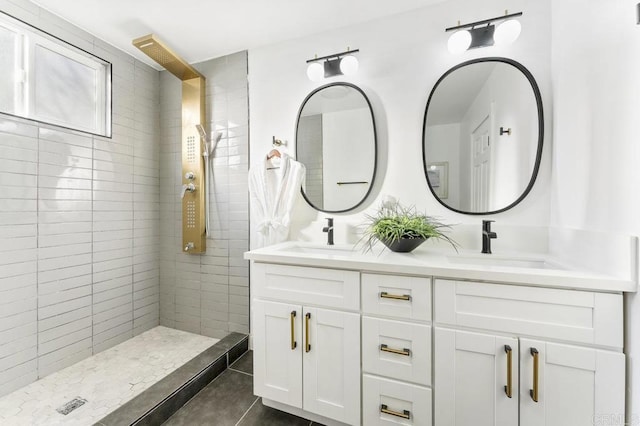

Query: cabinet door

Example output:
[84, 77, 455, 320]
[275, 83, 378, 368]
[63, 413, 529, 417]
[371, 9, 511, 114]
[520, 339, 625, 426]
[253, 300, 302, 408]
[434, 328, 518, 426]
[303, 307, 361, 425]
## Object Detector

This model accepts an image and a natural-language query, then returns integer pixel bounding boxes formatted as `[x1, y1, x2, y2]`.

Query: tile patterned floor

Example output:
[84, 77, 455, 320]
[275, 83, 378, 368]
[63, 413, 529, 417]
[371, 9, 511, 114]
[163, 351, 324, 426]
[0, 326, 218, 426]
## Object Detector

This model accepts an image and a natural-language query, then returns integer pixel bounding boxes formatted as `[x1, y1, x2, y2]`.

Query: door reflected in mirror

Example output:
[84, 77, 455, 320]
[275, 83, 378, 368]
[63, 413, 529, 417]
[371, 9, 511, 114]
[296, 83, 377, 212]
[423, 58, 543, 214]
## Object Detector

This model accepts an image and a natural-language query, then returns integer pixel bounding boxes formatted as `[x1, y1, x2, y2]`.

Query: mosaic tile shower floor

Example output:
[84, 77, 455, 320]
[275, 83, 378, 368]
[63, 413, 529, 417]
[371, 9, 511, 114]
[0, 326, 218, 425]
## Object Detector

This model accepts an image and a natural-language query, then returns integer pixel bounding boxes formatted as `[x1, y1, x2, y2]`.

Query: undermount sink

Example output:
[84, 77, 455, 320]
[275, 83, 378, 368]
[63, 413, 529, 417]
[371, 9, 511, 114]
[275, 244, 356, 256]
[446, 254, 564, 270]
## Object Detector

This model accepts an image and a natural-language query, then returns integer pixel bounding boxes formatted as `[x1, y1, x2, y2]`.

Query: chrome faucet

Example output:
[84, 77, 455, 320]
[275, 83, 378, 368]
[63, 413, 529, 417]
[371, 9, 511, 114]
[322, 218, 334, 246]
[481, 220, 497, 254]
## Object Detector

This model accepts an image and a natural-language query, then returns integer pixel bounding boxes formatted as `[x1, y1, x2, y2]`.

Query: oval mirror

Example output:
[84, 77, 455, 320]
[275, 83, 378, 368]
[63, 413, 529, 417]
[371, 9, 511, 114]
[296, 83, 377, 213]
[422, 58, 543, 214]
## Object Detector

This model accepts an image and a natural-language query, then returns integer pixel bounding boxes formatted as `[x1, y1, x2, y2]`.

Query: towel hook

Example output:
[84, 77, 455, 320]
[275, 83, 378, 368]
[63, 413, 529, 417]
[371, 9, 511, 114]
[272, 136, 286, 147]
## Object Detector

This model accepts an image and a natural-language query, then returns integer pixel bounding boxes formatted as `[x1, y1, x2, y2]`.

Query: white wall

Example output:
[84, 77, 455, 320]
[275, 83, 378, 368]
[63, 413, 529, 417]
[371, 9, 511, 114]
[549, 0, 640, 419]
[322, 108, 374, 211]
[249, 0, 553, 248]
[425, 123, 460, 207]
[458, 64, 538, 210]
[0, 0, 160, 396]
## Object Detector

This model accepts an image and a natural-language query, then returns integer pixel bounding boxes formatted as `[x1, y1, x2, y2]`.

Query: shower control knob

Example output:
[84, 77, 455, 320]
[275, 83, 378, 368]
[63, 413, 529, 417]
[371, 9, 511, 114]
[185, 172, 195, 180]
[184, 242, 195, 252]
[181, 183, 196, 199]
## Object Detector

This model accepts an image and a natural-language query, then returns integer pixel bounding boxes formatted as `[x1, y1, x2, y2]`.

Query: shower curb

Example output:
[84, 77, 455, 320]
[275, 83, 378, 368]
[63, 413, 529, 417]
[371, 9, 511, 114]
[95, 332, 249, 426]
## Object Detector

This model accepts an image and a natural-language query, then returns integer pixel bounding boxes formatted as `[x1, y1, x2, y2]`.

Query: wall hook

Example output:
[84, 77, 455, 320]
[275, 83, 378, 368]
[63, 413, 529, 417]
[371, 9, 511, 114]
[272, 136, 286, 146]
[500, 127, 512, 136]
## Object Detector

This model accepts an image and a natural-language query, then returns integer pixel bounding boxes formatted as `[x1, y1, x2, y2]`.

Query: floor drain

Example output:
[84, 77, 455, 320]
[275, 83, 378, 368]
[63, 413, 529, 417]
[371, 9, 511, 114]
[56, 397, 87, 415]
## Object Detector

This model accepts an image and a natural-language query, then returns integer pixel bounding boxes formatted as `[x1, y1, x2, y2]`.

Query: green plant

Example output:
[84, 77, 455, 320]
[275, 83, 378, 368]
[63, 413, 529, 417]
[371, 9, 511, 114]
[359, 200, 458, 252]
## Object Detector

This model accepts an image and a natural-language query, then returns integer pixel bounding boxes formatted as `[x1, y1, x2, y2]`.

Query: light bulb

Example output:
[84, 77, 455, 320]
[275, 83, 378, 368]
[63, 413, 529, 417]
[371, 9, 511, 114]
[339, 55, 358, 75]
[494, 19, 521, 45]
[306, 62, 324, 81]
[447, 30, 472, 54]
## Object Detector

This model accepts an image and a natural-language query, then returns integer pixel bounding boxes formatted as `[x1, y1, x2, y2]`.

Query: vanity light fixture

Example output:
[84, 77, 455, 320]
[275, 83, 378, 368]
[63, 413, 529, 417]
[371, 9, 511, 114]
[306, 48, 359, 81]
[446, 11, 523, 54]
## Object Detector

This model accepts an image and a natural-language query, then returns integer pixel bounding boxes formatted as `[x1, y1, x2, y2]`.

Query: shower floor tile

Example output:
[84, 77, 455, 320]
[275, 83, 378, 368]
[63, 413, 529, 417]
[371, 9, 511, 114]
[0, 326, 218, 426]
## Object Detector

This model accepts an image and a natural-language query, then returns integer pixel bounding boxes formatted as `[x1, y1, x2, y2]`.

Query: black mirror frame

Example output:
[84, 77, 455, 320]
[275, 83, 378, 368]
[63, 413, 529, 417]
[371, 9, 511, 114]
[295, 82, 378, 213]
[422, 57, 544, 215]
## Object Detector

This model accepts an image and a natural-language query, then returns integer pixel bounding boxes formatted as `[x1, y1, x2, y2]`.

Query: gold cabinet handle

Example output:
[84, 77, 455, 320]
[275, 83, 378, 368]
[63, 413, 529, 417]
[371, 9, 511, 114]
[380, 344, 411, 357]
[530, 347, 539, 402]
[380, 291, 411, 301]
[290, 311, 297, 350]
[380, 404, 411, 419]
[504, 345, 513, 398]
[305, 312, 311, 353]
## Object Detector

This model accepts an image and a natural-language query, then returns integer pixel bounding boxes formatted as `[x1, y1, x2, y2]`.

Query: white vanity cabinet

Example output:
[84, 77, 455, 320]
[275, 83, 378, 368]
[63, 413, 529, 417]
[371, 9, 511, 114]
[361, 273, 433, 426]
[434, 279, 625, 426]
[252, 263, 361, 426]
[518, 338, 624, 426]
[247, 243, 630, 426]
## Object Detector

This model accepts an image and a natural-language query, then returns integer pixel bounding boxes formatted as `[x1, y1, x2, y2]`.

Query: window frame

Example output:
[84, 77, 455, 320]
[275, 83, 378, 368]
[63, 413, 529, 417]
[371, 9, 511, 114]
[0, 11, 112, 138]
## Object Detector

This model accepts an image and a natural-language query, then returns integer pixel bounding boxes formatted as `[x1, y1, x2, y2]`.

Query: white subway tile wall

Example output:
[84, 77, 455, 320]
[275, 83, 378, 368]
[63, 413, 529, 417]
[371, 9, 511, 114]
[159, 52, 250, 339]
[0, 0, 160, 396]
[297, 115, 324, 208]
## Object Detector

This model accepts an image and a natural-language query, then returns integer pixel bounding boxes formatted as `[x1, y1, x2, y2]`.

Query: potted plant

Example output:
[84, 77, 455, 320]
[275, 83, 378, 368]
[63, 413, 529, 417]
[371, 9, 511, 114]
[360, 199, 458, 253]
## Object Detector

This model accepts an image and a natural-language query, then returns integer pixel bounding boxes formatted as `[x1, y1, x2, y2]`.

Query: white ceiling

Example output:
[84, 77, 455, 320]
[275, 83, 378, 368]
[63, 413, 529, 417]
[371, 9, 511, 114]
[31, 0, 445, 70]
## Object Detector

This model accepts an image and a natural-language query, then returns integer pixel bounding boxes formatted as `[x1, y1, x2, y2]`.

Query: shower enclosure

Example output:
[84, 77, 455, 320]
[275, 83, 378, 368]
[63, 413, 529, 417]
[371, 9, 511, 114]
[0, 5, 250, 422]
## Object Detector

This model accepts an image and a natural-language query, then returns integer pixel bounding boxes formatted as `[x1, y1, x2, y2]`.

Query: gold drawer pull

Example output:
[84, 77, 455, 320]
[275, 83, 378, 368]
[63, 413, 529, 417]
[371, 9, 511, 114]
[290, 311, 297, 350]
[504, 345, 512, 398]
[305, 312, 311, 353]
[380, 344, 411, 357]
[380, 291, 411, 301]
[530, 347, 539, 402]
[380, 404, 410, 419]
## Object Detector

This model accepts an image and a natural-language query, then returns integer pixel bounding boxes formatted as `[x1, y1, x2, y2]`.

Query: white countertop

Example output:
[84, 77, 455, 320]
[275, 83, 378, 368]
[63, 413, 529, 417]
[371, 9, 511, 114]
[244, 241, 637, 293]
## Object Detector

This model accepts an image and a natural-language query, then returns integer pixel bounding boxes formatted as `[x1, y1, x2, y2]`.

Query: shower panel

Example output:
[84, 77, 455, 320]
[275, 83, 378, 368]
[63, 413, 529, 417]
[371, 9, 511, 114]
[133, 34, 206, 253]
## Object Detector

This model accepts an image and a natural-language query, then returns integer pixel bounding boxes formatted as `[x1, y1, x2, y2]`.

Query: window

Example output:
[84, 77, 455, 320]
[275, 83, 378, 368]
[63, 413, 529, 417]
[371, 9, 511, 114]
[0, 12, 111, 137]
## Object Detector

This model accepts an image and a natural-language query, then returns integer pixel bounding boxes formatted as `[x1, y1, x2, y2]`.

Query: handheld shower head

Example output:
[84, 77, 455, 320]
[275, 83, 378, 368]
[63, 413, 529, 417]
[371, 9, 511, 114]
[196, 124, 207, 142]
[197, 124, 223, 239]
[196, 124, 222, 156]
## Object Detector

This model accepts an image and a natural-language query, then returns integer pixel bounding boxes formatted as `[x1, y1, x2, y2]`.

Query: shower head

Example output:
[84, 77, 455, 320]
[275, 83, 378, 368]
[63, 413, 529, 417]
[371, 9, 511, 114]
[196, 124, 222, 156]
[196, 124, 222, 143]
[196, 124, 207, 142]
[132, 34, 203, 81]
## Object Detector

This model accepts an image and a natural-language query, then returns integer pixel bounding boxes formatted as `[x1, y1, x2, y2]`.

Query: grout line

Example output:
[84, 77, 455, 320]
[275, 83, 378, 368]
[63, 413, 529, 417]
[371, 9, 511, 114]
[227, 367, 252, 377]
[234, 396, 260, 426]
[91, 134, 95, 356]
[36, 127, 40, 375]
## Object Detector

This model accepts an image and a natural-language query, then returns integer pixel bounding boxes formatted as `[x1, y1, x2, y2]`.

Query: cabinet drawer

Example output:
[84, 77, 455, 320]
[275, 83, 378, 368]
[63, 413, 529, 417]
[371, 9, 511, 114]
[363, 317, 431, 386]
[362, 273, 431, 321]
[253, 263, 360, 310]
[434, 279, 623, 348]
[363, 374, 432, 426]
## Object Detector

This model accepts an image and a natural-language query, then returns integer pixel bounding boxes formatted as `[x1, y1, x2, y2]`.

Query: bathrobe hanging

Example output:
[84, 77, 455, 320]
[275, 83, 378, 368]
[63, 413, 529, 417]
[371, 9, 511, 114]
[249, 152, 305, 248]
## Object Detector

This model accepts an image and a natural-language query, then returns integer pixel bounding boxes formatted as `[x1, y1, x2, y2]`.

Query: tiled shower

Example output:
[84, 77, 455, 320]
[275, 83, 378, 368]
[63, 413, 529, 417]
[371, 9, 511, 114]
[0, 0, 250, 410]
[159, 52, 250, 338]
[0, 55, 161, 395]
